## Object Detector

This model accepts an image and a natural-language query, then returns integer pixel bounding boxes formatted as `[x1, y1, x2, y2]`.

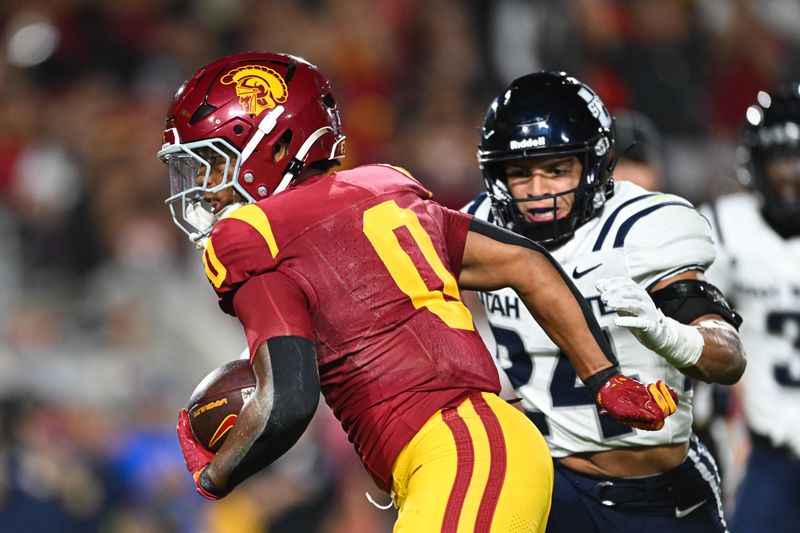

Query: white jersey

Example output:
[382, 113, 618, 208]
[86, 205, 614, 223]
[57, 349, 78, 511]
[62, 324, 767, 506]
[701, 193, 800, 457]
[464, 181, 716, 457]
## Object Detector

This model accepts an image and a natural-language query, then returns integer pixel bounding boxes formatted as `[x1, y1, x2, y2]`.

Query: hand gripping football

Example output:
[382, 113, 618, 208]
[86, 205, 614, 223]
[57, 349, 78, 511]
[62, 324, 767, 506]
[187, 359, 256, 452]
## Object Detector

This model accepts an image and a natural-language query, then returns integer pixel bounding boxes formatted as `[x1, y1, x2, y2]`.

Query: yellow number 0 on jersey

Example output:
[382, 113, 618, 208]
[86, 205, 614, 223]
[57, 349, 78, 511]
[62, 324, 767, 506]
[363, 200, 474, 331]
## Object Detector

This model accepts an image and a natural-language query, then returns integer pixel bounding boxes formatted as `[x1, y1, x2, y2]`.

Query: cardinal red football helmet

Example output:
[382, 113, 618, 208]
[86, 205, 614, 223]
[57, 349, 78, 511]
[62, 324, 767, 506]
[158, 52, 346, 242]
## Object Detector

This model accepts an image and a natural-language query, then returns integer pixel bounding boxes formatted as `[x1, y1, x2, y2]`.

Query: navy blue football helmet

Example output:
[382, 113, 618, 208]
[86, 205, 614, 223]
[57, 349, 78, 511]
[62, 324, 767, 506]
[478, 72, 616, 248]
[738, 83, 800, 238]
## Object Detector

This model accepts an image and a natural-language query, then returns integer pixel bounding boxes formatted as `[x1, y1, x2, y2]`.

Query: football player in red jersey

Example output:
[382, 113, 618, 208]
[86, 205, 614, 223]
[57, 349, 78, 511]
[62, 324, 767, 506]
[159, 52, 678, 532]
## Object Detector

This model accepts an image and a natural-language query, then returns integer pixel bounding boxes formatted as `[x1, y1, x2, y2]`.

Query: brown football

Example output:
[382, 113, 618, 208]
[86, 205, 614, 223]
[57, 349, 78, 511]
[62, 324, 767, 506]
[187, 359, 256, 453]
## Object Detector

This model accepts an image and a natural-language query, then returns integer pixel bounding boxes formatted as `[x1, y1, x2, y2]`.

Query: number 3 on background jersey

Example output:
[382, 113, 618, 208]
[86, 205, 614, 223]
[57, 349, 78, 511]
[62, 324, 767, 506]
[767, 312, 800, 387]
[363, 200, 474, 331]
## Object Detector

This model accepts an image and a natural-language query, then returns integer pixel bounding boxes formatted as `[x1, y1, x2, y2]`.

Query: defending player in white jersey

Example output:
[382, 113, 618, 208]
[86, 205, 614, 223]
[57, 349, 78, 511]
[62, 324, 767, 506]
[701, 84, 800, 533]
[464, 72, 746, 532]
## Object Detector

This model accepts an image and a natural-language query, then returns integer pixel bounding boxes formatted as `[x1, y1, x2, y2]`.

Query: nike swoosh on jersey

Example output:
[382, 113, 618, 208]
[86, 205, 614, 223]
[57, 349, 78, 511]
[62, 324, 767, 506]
[572, 263, 602, 279]
[675, 499, 707, 518]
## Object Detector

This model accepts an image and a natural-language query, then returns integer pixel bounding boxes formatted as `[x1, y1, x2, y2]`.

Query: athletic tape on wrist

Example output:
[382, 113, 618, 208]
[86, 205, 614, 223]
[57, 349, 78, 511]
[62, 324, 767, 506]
[657, 316, 704, 368]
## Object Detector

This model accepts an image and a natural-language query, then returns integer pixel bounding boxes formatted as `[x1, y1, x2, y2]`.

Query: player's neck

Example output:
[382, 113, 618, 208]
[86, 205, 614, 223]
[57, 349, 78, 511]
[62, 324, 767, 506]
[294, 167, 334, 188]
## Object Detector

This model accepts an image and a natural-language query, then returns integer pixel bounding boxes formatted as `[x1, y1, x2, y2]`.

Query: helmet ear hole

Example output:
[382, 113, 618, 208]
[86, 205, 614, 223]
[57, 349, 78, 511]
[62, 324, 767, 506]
[272, 130, 294, 162]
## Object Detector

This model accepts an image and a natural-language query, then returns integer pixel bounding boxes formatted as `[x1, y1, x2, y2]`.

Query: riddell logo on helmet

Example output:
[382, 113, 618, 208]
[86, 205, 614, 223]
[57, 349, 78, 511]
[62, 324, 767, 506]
[220, 65, 289, 117]
[510, 137, 546, 149]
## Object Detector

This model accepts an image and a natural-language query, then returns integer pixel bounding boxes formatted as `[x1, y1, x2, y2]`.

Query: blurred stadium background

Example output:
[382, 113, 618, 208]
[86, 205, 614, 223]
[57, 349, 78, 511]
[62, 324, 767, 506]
[0, 0, 798, 531]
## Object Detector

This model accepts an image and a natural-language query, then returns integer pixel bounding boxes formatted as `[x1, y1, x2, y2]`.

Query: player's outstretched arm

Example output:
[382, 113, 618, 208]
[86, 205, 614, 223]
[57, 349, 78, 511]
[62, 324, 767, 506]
[178, 337, 319, 499]
[597, 273, 746, 385]
[460, 221, 613, 380]
[460, 219, 677, 430]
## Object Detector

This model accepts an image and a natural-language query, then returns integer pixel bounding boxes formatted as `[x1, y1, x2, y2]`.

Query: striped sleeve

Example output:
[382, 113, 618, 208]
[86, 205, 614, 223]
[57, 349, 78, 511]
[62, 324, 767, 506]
[595, 193, 716, 288]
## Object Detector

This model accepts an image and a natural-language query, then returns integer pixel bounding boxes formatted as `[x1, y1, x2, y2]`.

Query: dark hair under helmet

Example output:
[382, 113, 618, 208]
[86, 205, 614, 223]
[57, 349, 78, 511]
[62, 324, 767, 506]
[738, 83, 800, 238]
[477, 72, 616, 248]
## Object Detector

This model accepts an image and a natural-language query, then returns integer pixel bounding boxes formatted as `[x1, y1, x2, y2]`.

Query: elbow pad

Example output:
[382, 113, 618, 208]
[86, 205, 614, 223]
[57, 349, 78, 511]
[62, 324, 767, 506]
[651, 280, 742, 329]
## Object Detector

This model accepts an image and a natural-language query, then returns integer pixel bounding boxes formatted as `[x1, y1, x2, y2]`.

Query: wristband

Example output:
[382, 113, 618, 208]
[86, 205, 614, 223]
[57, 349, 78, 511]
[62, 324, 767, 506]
[583, 366, 620, 401]
[197, 468, 227, 500]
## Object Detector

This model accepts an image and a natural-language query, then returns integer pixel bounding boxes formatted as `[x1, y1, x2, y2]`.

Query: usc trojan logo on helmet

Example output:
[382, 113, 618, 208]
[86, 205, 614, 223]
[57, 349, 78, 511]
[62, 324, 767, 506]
[220, 65, 288, 117]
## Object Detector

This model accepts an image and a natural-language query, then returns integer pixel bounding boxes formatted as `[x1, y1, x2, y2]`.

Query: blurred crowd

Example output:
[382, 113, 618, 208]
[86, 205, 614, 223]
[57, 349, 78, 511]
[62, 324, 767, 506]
[0, 0, 798, 531]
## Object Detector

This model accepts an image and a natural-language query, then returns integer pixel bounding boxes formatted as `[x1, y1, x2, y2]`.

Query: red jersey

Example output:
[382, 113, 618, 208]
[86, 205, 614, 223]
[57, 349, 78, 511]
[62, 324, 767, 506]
[202, 164, 500, 488]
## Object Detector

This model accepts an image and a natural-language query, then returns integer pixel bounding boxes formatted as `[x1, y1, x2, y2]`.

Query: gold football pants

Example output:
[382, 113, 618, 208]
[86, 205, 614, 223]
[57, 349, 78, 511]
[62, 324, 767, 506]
[391, 392, 553, 532]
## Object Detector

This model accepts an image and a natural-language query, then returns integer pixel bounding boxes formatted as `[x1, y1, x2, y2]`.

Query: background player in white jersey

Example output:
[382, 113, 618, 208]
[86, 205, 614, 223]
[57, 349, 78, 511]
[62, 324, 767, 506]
[463, 72, 746, 532]
[701, 84, 800, 533]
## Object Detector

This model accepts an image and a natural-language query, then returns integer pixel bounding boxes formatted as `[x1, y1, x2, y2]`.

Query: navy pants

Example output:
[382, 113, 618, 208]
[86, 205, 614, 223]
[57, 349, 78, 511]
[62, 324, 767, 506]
[546, 435, 728, 532]
[730, 432, 800, 533]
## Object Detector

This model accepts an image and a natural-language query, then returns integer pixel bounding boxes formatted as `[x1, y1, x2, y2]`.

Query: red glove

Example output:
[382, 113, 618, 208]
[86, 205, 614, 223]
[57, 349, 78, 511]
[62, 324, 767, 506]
[596, 375, 678, 431]
[177, 409, 220, 500]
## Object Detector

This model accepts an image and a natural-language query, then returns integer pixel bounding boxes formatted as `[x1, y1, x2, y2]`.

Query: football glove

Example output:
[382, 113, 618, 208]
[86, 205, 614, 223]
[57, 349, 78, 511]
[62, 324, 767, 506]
[595, 373, 679, 431]
[177, 409, 221, 500]
[596, 277, 704, 368]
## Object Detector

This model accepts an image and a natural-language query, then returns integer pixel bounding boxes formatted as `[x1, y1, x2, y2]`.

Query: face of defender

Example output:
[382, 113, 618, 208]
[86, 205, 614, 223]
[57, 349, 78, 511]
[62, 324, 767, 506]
[504, 154, 583, 223]
[764, 151, 800, 206]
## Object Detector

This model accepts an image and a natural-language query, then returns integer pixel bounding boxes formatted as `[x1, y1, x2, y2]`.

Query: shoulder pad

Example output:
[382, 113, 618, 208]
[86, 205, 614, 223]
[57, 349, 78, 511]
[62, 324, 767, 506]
[461, 192, 494, 223]
[373, 164, 433, 199]
[596, 194, 715, 287]
[203, 204, 280, 291]
[375, 163, 416, 181]
[697, 202, 720, 242]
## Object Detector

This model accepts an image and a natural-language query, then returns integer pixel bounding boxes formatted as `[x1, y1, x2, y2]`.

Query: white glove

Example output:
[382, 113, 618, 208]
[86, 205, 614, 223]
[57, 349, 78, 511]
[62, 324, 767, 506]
[596, 277, 704, 368]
